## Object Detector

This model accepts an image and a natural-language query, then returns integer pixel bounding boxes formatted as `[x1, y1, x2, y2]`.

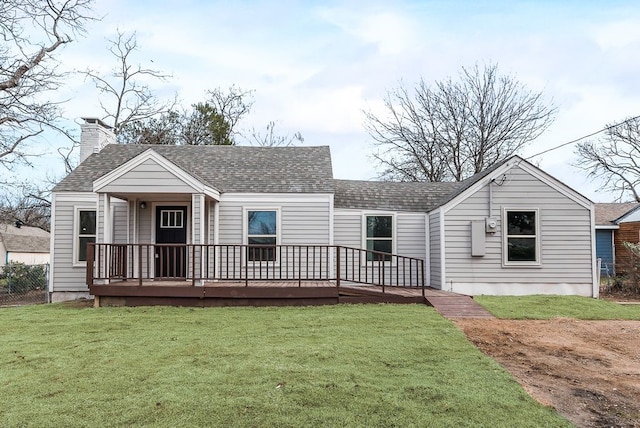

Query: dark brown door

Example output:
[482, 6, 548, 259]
[155, 206, 187, 278]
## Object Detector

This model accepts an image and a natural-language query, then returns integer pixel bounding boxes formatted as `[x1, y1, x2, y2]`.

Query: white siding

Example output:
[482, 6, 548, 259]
[50, 192, 97, 292]
[6, 252, 50, 265]
[443, 165, 593, 296]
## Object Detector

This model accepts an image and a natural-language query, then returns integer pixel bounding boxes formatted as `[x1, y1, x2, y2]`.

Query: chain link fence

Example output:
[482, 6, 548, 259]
[0, 262, 49, 307]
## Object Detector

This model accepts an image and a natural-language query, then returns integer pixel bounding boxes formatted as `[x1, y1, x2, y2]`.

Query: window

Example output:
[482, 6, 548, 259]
[247, 210, 277, 262]
[365, 215, 393, 261]
[160, 209, 184, 228]
[77, 210, 96, 263]
[504, 209, 539, 264]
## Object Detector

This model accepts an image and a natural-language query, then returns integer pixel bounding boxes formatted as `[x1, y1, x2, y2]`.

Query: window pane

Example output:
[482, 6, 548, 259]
[507, 211, 536, 235]
[248, 211, 276, 235]
[508, 237, 536, 261]
[248, 237, 277, 246]
[248, 237, 276, 261]
[78, 237, 96, 262]
[366, 216, 392, 238]
[366, 239, 392, 261]
[79, 211, 96, 234]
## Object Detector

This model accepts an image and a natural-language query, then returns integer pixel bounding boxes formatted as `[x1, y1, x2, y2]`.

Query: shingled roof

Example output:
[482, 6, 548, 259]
[594, 202, 640, 225]
[54, 144, 334, 194]
[0, 224, 50, 254]
[334, 180, 461, 212]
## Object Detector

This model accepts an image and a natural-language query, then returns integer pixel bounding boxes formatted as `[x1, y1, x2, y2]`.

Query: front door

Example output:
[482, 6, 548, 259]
[155, 206, 187, 278]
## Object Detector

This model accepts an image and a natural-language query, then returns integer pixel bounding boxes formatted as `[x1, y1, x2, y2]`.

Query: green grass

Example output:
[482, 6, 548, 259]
[0, 304, 569, 427]
[475, 295, 640, 320]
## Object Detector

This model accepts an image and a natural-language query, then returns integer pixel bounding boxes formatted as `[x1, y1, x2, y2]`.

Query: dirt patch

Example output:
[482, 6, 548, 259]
[455, 318, 640, 427]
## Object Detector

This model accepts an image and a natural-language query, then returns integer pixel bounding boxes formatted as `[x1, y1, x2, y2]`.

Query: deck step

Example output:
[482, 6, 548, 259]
[425, 295, 494, 319]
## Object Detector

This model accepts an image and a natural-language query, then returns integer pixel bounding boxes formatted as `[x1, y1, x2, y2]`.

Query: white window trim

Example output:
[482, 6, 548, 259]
[243, 207, 281, 265]
[502, 207, 541, 267]
[362, 212, 396, 265]
[159, 209, 185, 229]
[73, 207, 97, 267]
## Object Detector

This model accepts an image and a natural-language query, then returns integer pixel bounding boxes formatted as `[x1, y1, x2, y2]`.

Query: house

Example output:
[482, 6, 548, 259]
[48, 118, 598, 304]
[595, 203, 640, 276]
[0, 222, 50, 267]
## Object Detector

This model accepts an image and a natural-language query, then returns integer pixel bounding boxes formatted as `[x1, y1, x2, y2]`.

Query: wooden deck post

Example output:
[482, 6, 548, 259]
[335, 246, 340, 288]
[86, 244, 95, 287]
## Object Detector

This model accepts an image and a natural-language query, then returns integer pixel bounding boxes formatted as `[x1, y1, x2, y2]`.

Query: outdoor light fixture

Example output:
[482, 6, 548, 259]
[140, 202, 147, 209]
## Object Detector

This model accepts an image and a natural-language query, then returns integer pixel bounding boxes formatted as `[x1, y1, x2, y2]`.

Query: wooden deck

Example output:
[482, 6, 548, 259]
[89, 280, 494, 318]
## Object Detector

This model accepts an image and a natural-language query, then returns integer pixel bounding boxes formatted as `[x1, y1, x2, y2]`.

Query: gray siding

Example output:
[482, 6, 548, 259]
[99, 158, 196, 194]
[333, 211, 361, 248]
[429, 211, 442, 288]
[334, 209, 427, 286]
[215, 194, 332, 279]
[217, 195, 332, 245]
[443, 165, 593, 291]
[50, 192, 97, 292]
[112, 198, 128, 244]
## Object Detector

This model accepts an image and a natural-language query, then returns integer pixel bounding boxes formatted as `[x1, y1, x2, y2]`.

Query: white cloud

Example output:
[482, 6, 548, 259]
[13, 0, 640, 202]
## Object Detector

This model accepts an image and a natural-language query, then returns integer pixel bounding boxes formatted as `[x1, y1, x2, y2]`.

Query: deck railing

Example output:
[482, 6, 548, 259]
[86, 244, 425, 292]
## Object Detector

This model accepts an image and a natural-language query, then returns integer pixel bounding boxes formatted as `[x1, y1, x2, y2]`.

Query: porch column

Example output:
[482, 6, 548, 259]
[192, 193, 206, 286]
[97, 193, 112, 243]
[96, 193, 112, 285]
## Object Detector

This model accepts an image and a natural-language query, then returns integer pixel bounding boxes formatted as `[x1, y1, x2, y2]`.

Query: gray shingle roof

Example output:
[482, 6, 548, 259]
[0, 224, 50, 253]
[54, 144, 335, 194]
[595, 202, 640, 225]
[334, 179, 461, 212]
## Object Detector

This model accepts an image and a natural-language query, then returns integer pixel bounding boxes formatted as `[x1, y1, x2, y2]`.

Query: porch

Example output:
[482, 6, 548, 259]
[87, 243, 430, 306]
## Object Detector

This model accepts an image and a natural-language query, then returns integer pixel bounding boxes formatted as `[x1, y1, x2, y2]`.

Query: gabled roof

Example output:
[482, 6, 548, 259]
[54, 144, 334, 194]
[334, 180, 461, 212]
[438, 155, 592, 213]
[595, 202, 640, 225]
[0, 224, 50, 254]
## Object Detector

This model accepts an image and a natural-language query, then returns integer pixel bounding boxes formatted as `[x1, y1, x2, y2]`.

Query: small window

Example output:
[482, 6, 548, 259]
[366, 215, 393, 261]
[160, 210, 184, 228]
[247, 210, 277, 261]
[77, 210, 96, 262]
[505, 209, 539, 264]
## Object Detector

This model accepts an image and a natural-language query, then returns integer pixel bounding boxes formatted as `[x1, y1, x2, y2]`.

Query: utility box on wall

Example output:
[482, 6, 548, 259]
[471, 220, 486, 257]
[485, 217, 498, 233]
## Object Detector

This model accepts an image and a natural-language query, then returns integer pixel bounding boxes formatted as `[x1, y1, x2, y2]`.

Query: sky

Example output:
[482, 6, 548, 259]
[19, 0, 640, 202]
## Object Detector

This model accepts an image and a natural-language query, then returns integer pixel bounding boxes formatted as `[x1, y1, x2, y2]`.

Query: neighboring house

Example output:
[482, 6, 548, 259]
[595, 203, 640, 276]
[0, 222, 51, 267]
[48, 118, 598, 303]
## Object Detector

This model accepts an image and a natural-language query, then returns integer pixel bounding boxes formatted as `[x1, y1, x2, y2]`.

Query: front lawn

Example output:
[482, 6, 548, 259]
[475, 295, 640, 320]
[0, 303, 569, 427]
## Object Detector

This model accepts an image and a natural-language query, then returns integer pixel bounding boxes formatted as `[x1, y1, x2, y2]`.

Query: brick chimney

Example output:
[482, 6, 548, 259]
[79, 117, 116, 163]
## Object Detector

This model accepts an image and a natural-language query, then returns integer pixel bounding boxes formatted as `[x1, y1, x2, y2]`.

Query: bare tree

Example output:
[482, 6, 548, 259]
[246, 121, 304, 147]
[83, 30, 176, 138]
[364, 63, 557, 182]
[203, 85, 254, 144]
[575, 117, 640, 202]
[0, 0, 93, 170]
[0, 181, 52, 231]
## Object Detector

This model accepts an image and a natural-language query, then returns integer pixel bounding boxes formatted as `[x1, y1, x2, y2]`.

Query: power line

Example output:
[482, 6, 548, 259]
[526, 114, 640, 159]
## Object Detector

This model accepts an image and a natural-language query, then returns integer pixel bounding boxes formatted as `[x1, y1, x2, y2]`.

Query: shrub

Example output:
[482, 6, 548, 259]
[0, 262, 47, 294]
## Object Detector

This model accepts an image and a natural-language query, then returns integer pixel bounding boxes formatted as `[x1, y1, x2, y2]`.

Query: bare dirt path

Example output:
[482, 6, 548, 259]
[455, 318, 640, 428]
